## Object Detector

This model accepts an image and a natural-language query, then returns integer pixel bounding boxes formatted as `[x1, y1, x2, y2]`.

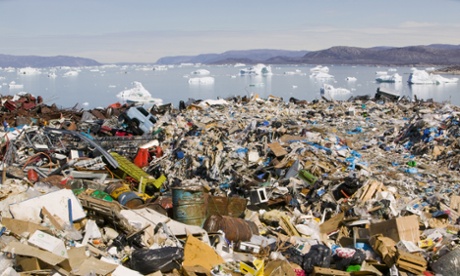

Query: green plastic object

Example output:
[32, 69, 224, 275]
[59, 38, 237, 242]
[346, 265, 361, 272]
[298, 169, 318, 185]
[90, 190, 114, 202]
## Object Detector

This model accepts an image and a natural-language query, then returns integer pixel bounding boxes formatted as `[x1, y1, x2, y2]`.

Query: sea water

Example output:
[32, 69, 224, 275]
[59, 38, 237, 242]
[0, 64, 459, 109]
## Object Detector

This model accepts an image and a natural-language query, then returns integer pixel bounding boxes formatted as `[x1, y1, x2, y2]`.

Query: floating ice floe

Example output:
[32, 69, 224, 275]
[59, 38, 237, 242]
[64, 71, 79, 77]
[8, 81, 24, 89]
[153, 65, 168, 71]
[284, 69, 302, 75]
[188, 76, 215, 85]
[310, 71, 334, 79]
[408, 68, 459, 84]
[346, 77, 357, 81]
[117, 81, 163, 105]
[375, 73, 402, 83]
[191, 69, 210, 75]
[18, 67, 41, 75]
[320, 83, 351, 96]
[239, 64, 272, 75]
[310, 65, 329, 73]
[234, 63, 246, 67]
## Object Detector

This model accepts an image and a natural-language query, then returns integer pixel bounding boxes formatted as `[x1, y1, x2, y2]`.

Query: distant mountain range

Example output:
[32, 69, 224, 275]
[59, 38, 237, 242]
[156, 49, 309, 65]
[1, 44, 460, 67]
[0, 54, 100, 68]
[157, 44, 460, 66]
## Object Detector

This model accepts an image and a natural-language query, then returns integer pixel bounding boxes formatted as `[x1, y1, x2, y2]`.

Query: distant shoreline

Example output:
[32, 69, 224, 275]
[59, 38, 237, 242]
[432, 65, 460, 75]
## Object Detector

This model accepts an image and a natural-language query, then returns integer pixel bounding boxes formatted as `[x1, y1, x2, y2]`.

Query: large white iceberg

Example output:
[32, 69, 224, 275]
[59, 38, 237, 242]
[310, 65, 333, 79]
[116, 81, 163, 105]
[408, 69, 459, 84]
[239, 64, 272, 75]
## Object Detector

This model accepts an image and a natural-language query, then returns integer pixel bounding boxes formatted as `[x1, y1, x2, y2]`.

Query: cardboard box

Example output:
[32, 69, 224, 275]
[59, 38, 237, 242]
[369, 215, 420, 243]
[28, 230, 68, 258]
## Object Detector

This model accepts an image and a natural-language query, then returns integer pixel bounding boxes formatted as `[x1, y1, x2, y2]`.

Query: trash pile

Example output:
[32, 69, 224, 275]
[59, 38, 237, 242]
[1, 91, 460, 275]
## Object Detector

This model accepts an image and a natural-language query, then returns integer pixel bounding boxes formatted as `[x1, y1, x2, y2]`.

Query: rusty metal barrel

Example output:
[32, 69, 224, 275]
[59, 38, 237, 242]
[172, 186, 206, 226]
[206, 196, 247, 218]
[203, 214, 259, 242]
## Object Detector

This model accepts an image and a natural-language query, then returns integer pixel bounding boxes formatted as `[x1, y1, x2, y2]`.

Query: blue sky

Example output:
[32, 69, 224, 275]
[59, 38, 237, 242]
[1, 0, 459, 63]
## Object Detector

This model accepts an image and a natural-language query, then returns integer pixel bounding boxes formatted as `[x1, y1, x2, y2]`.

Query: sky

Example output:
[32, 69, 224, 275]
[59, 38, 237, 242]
[1, 0, 460, 64]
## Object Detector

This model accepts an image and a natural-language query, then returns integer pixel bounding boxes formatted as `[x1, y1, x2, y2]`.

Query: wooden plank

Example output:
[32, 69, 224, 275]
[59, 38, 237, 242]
[359, 180, 382, 201]
[397, 252, 427, 266]
[312, 266, 350, 276]
[268, 142, 288, 157]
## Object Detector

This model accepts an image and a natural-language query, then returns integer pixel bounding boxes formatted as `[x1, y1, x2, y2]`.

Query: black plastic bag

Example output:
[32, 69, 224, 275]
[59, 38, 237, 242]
[302, 244, 332, 273]
[129, 247, 184, 274]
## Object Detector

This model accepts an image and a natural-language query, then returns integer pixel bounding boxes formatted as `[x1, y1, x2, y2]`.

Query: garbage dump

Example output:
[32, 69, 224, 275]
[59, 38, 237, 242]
[2, 91, 460, 275]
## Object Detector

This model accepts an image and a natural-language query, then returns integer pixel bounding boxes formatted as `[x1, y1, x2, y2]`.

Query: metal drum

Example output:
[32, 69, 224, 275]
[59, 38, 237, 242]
[118, 191, 144, 209]
[172, 186, 206, 226]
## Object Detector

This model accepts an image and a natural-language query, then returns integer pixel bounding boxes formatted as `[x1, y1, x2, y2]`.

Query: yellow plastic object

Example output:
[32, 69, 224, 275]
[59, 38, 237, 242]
[110, 152, 166, 190]
[239, 259, 264, 276]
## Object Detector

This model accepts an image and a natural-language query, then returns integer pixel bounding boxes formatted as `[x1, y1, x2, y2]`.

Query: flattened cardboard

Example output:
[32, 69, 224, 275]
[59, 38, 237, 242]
[183, 234, 224, 270]
[264, 260, 296, 276]
[1, 217, 49, 237]
[3, 241, 66, 266]
[369, 215, 420, 243]
[71, 257, 117, 276]
[267, 142, 288, 157]
[320, 212, 345, 234]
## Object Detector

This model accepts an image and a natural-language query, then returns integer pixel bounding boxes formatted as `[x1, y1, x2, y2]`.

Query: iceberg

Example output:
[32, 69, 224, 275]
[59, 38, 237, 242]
[310, 65, 329, 73]
[284, 69, 302, 75]
[191, 69, 210, 75]
[188, 76, 215, 85]
[346, 77, 357, 81]
[239, 64, 272, 75]
[64, 70, 79, 77]
[116, 81, 163, 105]
[320, 83, 351, 96]
[8, 81, 24, 89]
[310, 71, 334, 79]
[408, 68, 459, 84]
[18, 67, 41, 75]
[153, 65, 168, 71]
[375, 73, 402, 83]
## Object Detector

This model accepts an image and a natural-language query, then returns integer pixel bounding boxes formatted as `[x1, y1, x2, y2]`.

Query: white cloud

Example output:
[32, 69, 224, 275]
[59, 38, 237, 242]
[399, 21, 439, 28]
